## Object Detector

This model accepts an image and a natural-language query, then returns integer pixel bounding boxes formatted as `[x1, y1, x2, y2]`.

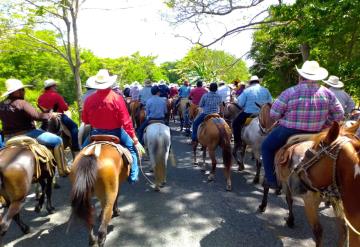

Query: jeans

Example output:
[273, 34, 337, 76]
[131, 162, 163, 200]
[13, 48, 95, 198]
[82, 128, 139, 184]
[0, 133, 4, 149]
[191, 113, 207, 141]
[61, 114, 80, 151]
[261, 125, 310, 186]
[25, 129, 63, 148]
[137, 118, 165, 144]
[232, 111, 252, 144]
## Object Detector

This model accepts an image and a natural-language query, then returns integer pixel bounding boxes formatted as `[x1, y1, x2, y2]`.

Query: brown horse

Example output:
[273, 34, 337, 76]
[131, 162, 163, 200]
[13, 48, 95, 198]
[192, 114, 232, 191]
[134, 106, 146, 129]
[167, 97, 176, 122]
[0, 140, 55, 239]
[288, 121, 360, 246]
[129, 100, 141, 128]
[69, 141, 130, 247]
[186, 102, 200, 122]
[222, 102, 242, 127]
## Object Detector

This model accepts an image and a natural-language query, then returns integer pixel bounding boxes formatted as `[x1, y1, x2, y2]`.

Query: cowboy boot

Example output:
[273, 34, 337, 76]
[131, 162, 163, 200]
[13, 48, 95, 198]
[53, 143, 70, 177]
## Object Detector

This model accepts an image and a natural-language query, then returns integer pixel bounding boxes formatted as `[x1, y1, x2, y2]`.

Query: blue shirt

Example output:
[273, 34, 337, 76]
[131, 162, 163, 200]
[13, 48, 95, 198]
[145, 95, 167, 119]
[139, 86, 152, 105]
[179, 85, 191, 98]
[199, 92, 222, 114]
[237, 84, 272, 114]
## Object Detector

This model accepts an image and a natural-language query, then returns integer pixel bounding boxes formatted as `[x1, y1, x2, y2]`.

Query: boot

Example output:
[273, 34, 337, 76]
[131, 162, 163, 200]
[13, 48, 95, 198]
[53, 143, 70, 177]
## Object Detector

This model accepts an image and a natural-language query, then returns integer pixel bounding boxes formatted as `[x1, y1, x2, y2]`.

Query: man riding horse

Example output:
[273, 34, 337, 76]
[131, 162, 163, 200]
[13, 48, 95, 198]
[0, 79, 70, 176]
[38, 79, 80, 152]
[232, 75, 272, 151]
[189, 79, 208, 107]
[81, 69, 144, 184]
[137, 85, 167, 145]
[261, 61, 344, 189]
[191, 82, 223, 144]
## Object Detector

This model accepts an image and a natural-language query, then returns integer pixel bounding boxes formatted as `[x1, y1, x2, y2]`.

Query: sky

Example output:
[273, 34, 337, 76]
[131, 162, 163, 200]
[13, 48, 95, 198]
[77, 0, 280, 66]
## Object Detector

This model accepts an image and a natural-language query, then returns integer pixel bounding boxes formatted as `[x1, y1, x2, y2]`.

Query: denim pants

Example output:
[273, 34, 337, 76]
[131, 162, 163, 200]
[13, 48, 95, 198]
[191, 113, 207, 141]
[232, 111, 252, 144]
[25, 129, 63, 148]
[137, 117, 165, 144]
[61, 114, 80, 151]
[82, 128, 139, 184]
[261, 125, 310, 185]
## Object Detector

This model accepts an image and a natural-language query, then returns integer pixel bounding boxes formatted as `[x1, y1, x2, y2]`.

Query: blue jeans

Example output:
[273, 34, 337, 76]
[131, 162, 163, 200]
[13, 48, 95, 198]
[191, 113, 207, 141]
[25, 129, 63, 148]
[82, 128, 139, 184]
[0, 133, 4, 149]
[232, 111, 252, 144]
[61, 114, 80, 151]
[261, 125, 311, 186]
[137, 118, 165, 145]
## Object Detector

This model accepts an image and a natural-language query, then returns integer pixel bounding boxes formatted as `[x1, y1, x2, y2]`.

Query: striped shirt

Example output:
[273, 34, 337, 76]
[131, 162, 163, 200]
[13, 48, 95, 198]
[199, 92, 222, 114]
[270, 81, 344, 131]
[237, 84, 272, 114]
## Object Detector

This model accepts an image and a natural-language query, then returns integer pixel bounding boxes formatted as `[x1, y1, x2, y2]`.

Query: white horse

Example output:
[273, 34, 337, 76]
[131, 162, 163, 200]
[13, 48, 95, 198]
[144, 123, 173, 191]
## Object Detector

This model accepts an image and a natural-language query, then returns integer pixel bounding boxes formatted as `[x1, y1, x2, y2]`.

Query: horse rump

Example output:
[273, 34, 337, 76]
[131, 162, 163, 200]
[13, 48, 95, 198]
[70, 154, 98, 227]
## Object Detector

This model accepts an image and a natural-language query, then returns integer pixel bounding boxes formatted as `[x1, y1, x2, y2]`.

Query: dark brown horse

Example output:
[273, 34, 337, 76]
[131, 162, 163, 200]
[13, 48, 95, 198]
[193, 114, 232, 191]
[129, 100, 141, 128]
[0, 140, 55, 239]
[69, 141, 130, 247]
[288, 121, 360, 246]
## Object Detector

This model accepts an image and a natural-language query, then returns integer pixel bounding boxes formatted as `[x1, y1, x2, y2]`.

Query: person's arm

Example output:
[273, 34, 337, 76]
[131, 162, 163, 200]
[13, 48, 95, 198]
[116, 96, 136, 139]
[81, 99, 90, 124]
[270, 89, 290, 121]
[237, 91, 247, 108]
[345, 93, 355, 114]
[55, 94, 69, 112]
[21, 100, 50, 121]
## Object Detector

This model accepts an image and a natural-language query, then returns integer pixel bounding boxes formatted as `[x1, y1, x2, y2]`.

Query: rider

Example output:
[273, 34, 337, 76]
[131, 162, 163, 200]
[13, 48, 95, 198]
[169, 84, 179, 98]
[158, 80, 170, 98]
[82, 69, 144, 184]
[0, 79, 70, 176]
[261, 61, 344, 189]
[191, 82, 222, 143]
[130, 81, 141, 101]
[174, 80, 191, 110]
[189, 79, 208, 106]
[80, 76, 96, 110]
[217, 81, 231, 103]
[232, 75, 272, 149]
[139, 79, 153, 106]
[137, 85, 167, 144]
[323, 75, 355, 115]
[38, 79, 80, 151]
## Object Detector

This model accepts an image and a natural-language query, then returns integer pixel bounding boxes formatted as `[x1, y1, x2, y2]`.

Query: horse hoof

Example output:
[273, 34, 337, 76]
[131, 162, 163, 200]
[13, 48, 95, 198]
[238, 164, 245, 171]
[253, 177, 260, 184]
[274, 188, 282, 196]
[112, 208, 121, 218]
[53, 183, 61, 189]
[193, 162, 198, 166]
[160, 182, 166, 188]
[21, 225, 31, 234]
[285, 217, 294, 228]
[226, 185, 232, 191]
[257, 205, 266, 213]
[207, 175, 214, 182]
[154, 186, 161, 192]
[35, 206, 41, 213]
[46, 207, 55, 214]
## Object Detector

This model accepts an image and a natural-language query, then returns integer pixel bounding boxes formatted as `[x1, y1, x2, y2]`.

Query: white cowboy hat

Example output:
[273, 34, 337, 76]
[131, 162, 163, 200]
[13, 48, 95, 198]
[86, 69, 117, 90]
[44, 79, 57, 88]
[296, 61, 328, 81]
[132, 81, 140, 87]
[85, 76, 96, 89]
[248, 75, 261, 82]
[2, 79, 32, 97]
[323, 75, 344, 88]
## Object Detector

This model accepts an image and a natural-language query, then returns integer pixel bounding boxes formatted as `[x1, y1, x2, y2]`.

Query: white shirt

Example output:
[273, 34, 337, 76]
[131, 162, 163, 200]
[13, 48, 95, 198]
[217, 85, 231, 103]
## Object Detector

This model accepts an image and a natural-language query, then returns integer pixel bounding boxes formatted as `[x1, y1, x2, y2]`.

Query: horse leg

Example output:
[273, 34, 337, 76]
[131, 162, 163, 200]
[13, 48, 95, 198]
[89, 224, 97, 247]
[253, 159, 261, 184]
[335, 217, 346, 247]
[284, 185, 294, 228]
[35, 179, 46, 213]
[223, 155, 232, 192]
[258, 183, 270, 213]
[13, 213, 30, 234]
[112, 190, 121, 218]
[238, 144, 246, 171]
[154, 164, 161, 192]
[192, 141, 198, 166]
[201, 146, 206, 172]
[0, 200, 22, 236]
[303, 192, 323, 247]
[45, 176, 55, 213]
[208, 149, 216, 181]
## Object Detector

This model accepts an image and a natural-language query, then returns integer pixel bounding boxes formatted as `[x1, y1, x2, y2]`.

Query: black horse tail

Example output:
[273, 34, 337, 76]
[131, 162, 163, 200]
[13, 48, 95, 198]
[70, 154, 98, 228]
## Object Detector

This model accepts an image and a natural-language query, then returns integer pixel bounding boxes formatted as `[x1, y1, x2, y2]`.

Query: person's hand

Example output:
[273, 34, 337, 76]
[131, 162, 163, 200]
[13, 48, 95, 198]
[50, 112, 61, 119]
[135, 142, 146, 155]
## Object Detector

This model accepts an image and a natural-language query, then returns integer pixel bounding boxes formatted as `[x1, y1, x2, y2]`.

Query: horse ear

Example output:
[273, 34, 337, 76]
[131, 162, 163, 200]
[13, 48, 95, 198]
[324, 121, 340, 145]
[222, 102, 225, 107]
[344, 120, 360, 134]
[255, 102, 261, 108]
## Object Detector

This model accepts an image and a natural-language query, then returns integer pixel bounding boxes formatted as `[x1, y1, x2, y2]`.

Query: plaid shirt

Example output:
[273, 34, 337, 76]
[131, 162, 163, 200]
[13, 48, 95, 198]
[199, 92, 222, 114]
[270, 81, 344, 131]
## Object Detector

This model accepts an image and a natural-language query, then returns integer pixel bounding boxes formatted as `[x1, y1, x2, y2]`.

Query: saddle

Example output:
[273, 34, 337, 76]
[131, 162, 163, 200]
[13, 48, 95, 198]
[204, 113, 221, 122]
[5, 136, 56, 182]
[84, 135, 133, 166]
[244, 117, 255, 126]
[275, 134, 314, 167]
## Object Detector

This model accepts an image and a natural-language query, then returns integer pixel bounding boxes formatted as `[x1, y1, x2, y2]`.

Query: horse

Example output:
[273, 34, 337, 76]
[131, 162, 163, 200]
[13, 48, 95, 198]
[144, 122, 173, 191]
[186, 102, 200, 122]
[129, 100, 141, 128]
[69, 139, 130, 247]
[177, 98, 191, 132]
[288, 121, 360, 247]
[134, 106, 146, 129]
[0, 137, 55, 239]
[167, 97, 177, 122]
[222, 102, 242, 127]
[233, 103, 277, 183]
[192, 114, 232, 191]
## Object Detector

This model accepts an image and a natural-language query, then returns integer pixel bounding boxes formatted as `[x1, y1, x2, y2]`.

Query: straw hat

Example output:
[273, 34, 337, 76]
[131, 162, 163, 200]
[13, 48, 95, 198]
[44, 79, 57, 88]
[248, 75, 261, 83]
[2, 79, 32, 97]
[296, 61, 328, 81]
[323, 75, 344, 88]
[86, 69, 117, 90]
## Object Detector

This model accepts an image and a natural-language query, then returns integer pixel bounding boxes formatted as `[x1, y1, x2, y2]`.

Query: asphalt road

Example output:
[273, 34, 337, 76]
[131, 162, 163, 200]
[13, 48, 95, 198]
[3, 122, 338, 247]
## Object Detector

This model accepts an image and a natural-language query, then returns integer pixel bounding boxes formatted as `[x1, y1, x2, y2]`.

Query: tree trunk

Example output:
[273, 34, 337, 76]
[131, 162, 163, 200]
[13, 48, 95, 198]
[300, 43, 310, 61]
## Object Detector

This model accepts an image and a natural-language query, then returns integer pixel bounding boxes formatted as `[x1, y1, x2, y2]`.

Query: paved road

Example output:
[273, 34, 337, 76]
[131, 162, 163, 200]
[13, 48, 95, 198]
[3, 122, 338, 247]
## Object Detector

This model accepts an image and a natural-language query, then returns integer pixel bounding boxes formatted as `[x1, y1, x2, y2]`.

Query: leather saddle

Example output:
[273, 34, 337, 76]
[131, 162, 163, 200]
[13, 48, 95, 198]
[90, 135, 120, 144]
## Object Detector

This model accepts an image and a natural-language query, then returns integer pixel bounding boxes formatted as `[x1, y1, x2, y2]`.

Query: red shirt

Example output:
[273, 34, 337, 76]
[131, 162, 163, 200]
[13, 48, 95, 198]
[82, 89, 136, 138]
[169, 87, 178, 98]
[38, 88, 68, 113]
[189, 87, 208, 105]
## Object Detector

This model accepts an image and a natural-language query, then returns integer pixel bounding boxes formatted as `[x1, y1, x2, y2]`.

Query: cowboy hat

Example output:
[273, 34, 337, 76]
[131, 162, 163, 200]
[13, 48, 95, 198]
[144, 79, 152, 86]
[2, 79, 32, 97]
[132, 81, 140, 87]
[323, 75, 344, 88]
[86, 69, 117, 90]
[84, 76, 96, 89]
[296, 61, 328, 81]
[248, 75, 261, 82]
[44, 79, 57, 88]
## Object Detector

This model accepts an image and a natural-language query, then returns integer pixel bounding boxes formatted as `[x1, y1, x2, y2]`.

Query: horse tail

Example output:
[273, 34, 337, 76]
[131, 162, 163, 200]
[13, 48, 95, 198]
[215, 120, 232, 169]
[70, 154, 98, 228]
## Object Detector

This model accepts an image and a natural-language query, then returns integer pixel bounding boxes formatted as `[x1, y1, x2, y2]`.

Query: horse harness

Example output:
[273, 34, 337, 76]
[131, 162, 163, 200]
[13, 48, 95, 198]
[291, 136, 360, 236]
